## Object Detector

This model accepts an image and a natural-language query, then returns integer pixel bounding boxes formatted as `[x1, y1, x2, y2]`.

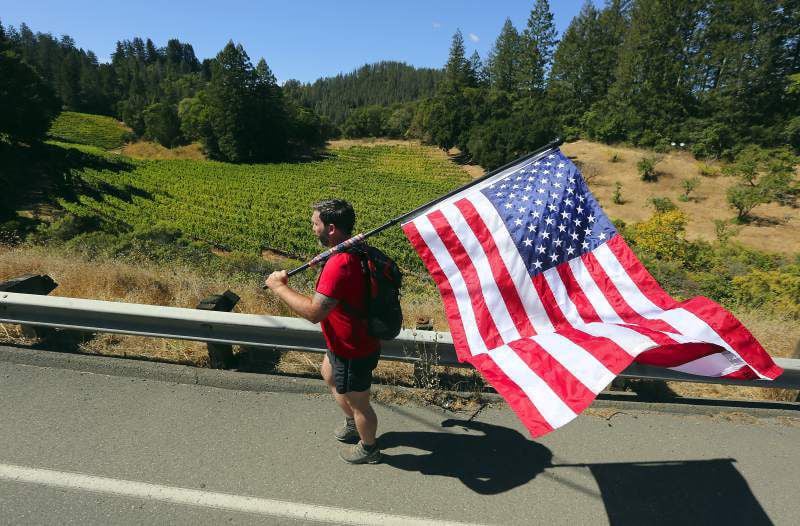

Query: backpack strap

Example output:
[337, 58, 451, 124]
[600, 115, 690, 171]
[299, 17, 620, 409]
[335, 249, 370, 320]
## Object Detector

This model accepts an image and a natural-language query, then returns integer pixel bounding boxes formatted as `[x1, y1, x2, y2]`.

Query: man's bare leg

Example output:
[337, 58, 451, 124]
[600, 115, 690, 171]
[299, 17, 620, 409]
[321, 354, 354, 418]
[343, 390, 377, 446]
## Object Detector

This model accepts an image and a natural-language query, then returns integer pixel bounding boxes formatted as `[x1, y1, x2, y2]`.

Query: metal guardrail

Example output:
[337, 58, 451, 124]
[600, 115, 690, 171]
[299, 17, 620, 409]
[1, 291, 799, 390]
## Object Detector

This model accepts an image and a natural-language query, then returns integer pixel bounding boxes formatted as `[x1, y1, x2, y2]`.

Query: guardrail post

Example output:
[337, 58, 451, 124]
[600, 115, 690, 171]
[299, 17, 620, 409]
[196, 290, 240, 369]
[412, 317, 439, 388]
[0, 274, 58, 340]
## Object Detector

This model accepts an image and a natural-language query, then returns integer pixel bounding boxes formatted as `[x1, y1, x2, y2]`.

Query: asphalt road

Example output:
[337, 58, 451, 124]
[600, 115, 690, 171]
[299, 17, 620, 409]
[0, 360, 798, 525]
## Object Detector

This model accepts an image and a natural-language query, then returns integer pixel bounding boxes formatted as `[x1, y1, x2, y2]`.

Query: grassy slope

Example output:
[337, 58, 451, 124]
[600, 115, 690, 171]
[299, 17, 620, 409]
[48, 111, 131, 150]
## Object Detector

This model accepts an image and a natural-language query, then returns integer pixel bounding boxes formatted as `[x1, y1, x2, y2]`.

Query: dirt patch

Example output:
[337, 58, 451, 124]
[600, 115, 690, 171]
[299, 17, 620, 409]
[121, 141, 206, 160]
[561, 140, 800, 255]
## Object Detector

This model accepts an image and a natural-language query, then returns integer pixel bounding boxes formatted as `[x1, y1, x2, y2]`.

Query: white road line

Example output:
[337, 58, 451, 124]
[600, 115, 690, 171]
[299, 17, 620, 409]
[0, 462, 484, 526]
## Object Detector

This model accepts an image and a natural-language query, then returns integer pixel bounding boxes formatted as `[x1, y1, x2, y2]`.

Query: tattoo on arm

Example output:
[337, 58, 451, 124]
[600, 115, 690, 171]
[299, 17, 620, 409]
[313, 292, 338, 320]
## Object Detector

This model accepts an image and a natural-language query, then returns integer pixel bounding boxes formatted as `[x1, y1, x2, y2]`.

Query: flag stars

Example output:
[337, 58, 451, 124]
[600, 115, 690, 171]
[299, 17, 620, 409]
[532, 260, 543, 269]
[598, 232, 607, 240]
[514, 218, 523, 226]
[549, 253, 559, 262]
[531, 211, 540, 218]
[584, 227, 593, 236]
[505, 203, 513, 209]
[578, 195, 585, 202]
[581, 240, 590, 250]
[535, 199, 543, 206]
[536, 245, 546, 254]
[557, 224, 567, 233]
[544, 217, 554, 226]
[553, 239, 563, 247]
[523, 238, 533, 246]
[566, 246, 576, 256]
[527, 224, 536, 231]
[570, 232, 579, 241]
[540, 231, 550, 239]
[587, 214, 595, 223]
[576, 205, 584, 214]
[573, 218, 582, 227]
[547, 204, 557, 212]
[560, 211, 570, 220]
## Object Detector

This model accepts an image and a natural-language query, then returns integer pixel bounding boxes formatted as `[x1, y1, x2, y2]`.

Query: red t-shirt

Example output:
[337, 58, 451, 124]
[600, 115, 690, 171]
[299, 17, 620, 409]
[315, 252, 380, 359]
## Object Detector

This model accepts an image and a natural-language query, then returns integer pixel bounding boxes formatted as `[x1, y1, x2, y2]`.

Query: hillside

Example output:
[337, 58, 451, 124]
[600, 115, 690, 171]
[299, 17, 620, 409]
[562, 141, 800, 255]
[44, 141, 471, 270]
[285, 61, 443, 126]
[47, 112, 132, 150]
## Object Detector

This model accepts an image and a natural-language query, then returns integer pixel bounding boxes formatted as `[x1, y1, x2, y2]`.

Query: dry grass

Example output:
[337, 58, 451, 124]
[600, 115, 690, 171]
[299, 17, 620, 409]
[1, 236, 798, 403]
[120, 141, 206, 160]
[562, 140, 800, 255]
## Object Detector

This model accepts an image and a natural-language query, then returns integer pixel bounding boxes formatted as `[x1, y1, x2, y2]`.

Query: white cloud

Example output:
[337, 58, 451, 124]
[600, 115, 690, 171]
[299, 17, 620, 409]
[468, 33, 480, 43]
[432, 22, 442, 29]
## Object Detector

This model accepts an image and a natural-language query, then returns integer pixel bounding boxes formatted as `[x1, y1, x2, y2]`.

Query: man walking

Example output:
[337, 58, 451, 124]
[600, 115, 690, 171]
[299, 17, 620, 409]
[265, 199, 381, 464]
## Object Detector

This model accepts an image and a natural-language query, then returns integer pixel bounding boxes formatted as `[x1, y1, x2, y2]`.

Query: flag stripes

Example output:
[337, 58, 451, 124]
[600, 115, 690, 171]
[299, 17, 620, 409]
[402, 148, 782, 436]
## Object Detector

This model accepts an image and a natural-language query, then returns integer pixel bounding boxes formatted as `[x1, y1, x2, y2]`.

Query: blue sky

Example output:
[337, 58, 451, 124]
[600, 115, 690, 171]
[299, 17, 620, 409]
[1, 1, 589, 84]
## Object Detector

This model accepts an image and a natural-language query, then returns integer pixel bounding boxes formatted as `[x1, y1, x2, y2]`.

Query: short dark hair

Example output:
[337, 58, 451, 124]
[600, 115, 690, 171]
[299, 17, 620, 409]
[312, 199, 356, 235]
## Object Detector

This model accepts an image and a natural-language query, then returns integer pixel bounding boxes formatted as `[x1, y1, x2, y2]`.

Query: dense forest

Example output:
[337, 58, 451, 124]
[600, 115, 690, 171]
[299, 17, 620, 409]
[284, 61, 443, 126]
[410, 0, 799, 168]
[1, 0, 799, 168]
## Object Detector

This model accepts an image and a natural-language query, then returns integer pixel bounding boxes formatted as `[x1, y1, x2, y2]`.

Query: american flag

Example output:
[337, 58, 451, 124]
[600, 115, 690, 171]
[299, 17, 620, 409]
[402, 147, 783, 437]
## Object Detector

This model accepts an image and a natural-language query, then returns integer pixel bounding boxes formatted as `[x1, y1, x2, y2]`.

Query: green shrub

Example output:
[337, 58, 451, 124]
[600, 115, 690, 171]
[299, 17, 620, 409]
[732, 268, 800, 319]
[697, 162, 720, 177]
[679, 176, 700, 202]
[637, 155, 662, 182]
[630, 209, 688, 262]
[612, 182, 624, 204]
[648, 196, 677, 213]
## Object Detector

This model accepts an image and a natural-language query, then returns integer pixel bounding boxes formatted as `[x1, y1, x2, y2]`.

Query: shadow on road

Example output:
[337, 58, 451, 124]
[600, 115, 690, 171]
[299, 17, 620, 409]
[585, 458, 771, 526]
[378, 418, 552, 495]
[380, 420, 771, 524]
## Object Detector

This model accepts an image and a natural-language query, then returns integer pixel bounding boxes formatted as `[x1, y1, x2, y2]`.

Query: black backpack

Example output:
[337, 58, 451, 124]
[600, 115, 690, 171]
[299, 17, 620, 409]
[348, 244, 404, 340]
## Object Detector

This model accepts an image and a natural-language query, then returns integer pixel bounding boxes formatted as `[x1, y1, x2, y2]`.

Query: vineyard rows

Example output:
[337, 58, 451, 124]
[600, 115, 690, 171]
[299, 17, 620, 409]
[57, 144, 472, 268]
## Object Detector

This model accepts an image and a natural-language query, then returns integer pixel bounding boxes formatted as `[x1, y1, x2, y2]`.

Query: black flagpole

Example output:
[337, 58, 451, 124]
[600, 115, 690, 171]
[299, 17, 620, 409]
[270, 137, 563, 283]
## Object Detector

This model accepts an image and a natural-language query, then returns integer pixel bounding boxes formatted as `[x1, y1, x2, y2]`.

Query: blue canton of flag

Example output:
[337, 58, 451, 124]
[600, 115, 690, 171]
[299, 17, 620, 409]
[481, 151, 617, 276]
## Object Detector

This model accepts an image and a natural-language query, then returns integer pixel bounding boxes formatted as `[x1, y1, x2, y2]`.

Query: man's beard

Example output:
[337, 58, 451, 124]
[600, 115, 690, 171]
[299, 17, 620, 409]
[317, 230, 330, 247]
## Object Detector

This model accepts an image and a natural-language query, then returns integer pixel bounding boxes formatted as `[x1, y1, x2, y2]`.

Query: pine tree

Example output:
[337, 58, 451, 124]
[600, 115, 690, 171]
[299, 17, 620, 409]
[444, 29, 470, 88]
[467, 50, 487, 87]
[487, 18, 520, 92]
[549, 0, 628, 129]
[518, 0, 558, 94]
[588, 0, 702, 145]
